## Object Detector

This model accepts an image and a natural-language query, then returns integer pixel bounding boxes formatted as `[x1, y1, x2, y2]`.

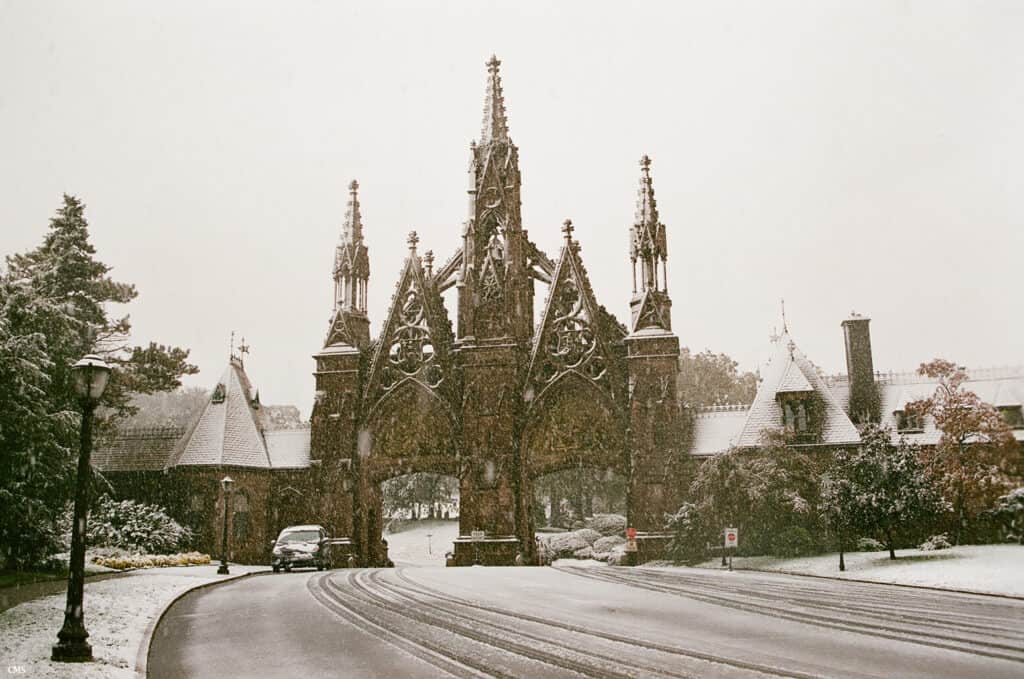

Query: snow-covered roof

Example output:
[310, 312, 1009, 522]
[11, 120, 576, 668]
[169, 360, 272, 468]
[93, 427, 184, 471]
[265, 428, 312, 469]
[690, 406, 749, 456]
[829, 367, 1024, 446]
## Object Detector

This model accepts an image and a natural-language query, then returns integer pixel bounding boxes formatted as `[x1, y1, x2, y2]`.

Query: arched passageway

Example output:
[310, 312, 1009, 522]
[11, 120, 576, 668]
[380, 472, 460, 566]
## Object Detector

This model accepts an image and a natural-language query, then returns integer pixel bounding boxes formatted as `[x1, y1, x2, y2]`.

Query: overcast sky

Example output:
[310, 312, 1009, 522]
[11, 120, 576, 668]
[2, 1, 1022, 417]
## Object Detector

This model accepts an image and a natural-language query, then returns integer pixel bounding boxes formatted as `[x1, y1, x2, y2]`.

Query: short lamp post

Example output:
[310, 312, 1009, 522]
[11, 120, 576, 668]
[52, 354, 111, 663]
[217, 476, 235, 575]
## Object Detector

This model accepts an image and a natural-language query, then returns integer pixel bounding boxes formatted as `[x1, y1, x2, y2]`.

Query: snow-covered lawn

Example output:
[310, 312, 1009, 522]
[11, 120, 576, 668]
[0, 564, 267, 678]
[384, 519, 459, 566]
[689, 544, 1024, 597]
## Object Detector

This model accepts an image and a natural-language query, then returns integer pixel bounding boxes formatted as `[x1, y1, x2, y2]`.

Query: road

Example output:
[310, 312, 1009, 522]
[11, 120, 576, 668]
[148, 564, 1024, 678]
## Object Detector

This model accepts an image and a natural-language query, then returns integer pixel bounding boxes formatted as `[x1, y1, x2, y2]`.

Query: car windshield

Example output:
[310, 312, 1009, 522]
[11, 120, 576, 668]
[279, 530, 319, 543]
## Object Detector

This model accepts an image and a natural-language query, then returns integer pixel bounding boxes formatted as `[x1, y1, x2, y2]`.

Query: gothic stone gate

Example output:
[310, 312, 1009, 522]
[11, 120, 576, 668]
[307, 57, 686, 566]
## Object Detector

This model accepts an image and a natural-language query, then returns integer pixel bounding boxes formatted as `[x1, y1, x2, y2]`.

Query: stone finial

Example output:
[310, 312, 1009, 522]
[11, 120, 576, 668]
[407, 230, 419, 252]
[424, 249, 434, 276]
[640, 154, 652, 171]
[348, 179, 359, 194]
[562, 218, 574, 241]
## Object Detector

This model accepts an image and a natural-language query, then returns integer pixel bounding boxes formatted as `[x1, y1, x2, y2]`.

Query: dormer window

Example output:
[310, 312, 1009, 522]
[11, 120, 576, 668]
[998, 405, 1024, 430]
[894, 409, 924, 433]
[778, 393, 819, 443]
[784, 400, 809, 432]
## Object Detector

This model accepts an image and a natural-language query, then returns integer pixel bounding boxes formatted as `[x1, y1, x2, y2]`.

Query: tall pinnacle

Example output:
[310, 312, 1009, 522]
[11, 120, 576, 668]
[628, 155, 670, 313]
[342, 179, 363, 243]
[634, 155, 660, 230]
[480, 54, 510, 143]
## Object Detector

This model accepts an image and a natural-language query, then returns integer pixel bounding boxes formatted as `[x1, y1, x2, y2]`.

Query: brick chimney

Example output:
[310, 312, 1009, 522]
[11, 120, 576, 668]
[841, 313, 880, 425]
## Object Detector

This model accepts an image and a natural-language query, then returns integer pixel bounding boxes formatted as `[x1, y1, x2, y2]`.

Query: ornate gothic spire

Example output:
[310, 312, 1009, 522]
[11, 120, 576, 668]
[628, 155, 673, 333]
[325, 178, 371, 349]
[630, 155, 667, 277]
[480, 54, 510, 144]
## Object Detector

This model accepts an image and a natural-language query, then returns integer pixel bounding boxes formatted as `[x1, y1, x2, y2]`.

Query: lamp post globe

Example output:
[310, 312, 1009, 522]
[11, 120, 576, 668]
[52, 354, 111, 662]
[218, 476, 236, 575]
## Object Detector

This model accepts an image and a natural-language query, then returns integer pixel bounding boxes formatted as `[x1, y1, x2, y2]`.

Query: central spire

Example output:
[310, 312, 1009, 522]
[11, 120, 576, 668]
[459, 56, 529, 343]
[480, 54, 510, 143]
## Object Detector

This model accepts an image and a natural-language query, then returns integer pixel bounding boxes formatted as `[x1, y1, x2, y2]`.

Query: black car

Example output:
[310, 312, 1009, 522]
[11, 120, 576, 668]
[271, 524, 332, 572]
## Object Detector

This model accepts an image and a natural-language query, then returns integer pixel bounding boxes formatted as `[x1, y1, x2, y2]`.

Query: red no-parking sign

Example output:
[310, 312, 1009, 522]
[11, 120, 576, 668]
[724, 528, 738, 549]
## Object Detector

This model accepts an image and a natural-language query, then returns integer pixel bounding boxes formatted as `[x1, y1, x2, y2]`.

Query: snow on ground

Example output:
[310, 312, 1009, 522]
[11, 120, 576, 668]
[688, 544, 1024, 597]
[0, 564, 266, 678]
[384, 520, 459, 566]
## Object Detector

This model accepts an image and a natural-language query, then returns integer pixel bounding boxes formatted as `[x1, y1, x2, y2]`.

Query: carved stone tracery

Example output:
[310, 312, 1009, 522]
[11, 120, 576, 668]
[380, 282, 443, 391]
[535, 273, 607, 386]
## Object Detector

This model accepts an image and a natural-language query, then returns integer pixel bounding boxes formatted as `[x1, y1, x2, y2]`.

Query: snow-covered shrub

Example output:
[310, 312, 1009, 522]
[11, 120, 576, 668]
[856, 537, 885, 552]
[664, 503, 708, 565]
[593, 535, 625, 553]
[918, 533, 952, 551]
[61, 496, 192, 554]
[573, 547, 594, 559]
[585, 514, 627, 537]
[770, 526, 817, 558]
[539, 531, 590, 559]
[574, 528, 602, 546]
[990, 488, 1024, 544]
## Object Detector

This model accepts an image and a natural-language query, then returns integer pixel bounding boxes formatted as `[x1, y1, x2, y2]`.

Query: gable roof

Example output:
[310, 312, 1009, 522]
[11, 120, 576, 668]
[734, 332, 860, 448]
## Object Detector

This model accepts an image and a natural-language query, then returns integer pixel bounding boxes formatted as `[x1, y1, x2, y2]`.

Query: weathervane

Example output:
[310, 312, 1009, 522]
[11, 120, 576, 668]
[238, 337, 250, 367]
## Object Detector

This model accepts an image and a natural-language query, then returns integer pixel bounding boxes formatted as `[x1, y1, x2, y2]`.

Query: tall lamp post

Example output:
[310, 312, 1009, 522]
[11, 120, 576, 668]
[217, 476, 235, 575]
[52, 354, 111, 663]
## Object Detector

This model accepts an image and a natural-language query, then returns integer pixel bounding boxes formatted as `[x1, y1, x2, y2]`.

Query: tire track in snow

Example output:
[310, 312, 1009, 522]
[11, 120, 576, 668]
[391, 567, 824, 679]
[552, 564, 1024, 664]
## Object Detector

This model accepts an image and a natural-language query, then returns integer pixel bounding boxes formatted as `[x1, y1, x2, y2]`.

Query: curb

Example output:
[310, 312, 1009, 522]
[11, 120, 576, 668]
[134, 568, 272, 678]
[688, 564, 1024, 601]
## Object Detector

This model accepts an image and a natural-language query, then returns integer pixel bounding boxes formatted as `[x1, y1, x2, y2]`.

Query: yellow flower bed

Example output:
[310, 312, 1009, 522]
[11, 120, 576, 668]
[91, 551, 211, 570]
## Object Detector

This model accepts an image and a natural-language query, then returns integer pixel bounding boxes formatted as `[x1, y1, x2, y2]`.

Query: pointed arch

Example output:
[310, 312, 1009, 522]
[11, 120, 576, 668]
[362, 378, 460, 483]
[522, 370, 627, 479]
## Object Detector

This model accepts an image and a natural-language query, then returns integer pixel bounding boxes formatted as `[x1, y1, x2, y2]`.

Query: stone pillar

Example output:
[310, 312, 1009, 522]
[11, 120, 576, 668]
[310, 345, 361, 555]
[625, 328, 683, 561]
[453, 342, 521, 565]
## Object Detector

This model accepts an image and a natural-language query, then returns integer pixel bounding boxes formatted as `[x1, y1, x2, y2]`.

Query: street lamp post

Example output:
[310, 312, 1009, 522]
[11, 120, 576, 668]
[52, 354, 111, 663]
[217, 476, 235, 575]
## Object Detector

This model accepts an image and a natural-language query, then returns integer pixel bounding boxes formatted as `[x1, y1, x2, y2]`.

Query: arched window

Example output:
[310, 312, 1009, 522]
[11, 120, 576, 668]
[233, 492, 250, 542]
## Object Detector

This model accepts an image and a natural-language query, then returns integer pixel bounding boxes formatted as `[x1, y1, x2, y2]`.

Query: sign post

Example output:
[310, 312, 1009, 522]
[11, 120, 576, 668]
[724, 528, 738, 571]
[471, 530, 485, 565]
